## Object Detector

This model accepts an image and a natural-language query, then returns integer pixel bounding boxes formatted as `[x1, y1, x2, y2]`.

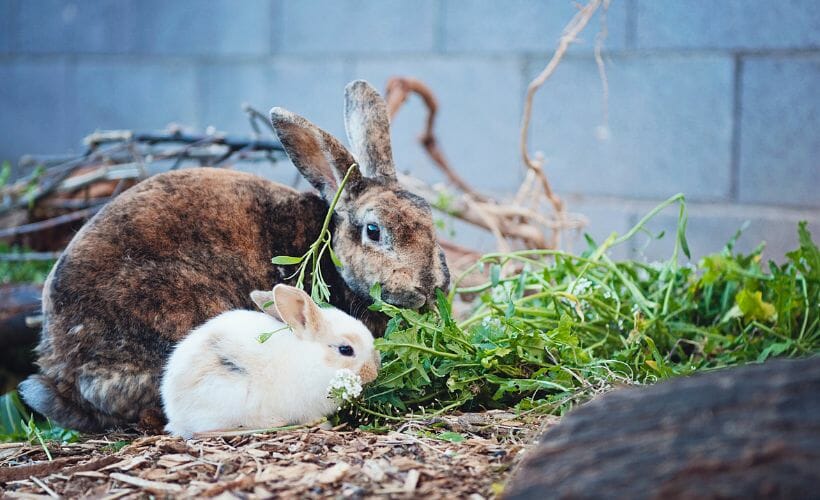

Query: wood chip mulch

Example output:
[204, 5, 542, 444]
[0, 411, 556, 499]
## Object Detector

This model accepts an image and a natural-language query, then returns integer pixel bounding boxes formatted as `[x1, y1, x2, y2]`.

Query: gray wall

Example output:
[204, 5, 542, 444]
[1, 0, 818, 260]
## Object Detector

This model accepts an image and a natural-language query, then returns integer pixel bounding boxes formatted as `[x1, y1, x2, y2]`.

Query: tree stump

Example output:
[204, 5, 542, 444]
[505, 356, 820, 499]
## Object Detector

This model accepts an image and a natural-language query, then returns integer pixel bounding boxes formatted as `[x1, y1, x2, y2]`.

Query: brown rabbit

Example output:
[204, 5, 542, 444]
[19, 80, 449, 432]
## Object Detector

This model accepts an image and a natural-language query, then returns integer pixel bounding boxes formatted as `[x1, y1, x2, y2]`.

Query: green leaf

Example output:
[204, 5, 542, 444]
[699, 254, 727, 286]
[757, 341, 791, 362]
[369, 282, 382, 303]
[490, 264, 501, 288]
[437, 431, 465, 443]
[787, 221, 820, 280]
[676, 202, 691, 259]
[0, 161, 10, 188]
[735, 289, 776, 323]
[256, 325, 290, 343]
[436, 289, 453, 326]
[487, 375, 570, 400]
[271, 255, 304, 265]
[106, 440, 131, 452]
[328, 246, 343, 268]
[1, 391, 30, 440]
[505, 300, 515, 319]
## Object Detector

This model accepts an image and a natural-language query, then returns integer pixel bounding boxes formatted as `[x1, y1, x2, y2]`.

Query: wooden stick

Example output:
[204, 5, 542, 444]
[519, 0, 604, 245]
[0, 206, 101, 239]
[384, 77, 485, 201]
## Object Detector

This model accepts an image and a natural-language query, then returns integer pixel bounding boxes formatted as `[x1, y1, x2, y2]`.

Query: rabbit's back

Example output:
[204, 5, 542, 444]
[23, 168, 326, 430]
[50, 169, 313, 338]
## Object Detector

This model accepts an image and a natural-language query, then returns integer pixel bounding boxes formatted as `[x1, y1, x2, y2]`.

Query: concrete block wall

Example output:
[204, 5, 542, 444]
[1, 0, 818, 261]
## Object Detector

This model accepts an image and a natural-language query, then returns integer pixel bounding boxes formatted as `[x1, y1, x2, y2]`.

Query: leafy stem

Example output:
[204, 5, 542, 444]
[271, 164, 357, 304]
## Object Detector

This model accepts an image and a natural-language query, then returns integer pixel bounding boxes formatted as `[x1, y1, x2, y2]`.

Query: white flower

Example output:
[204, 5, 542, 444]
[570, 278, 593, 295]
[481, 317, 502, 329]
[490, 281, 514, 303]
[649, 261, 665, 272]
[327, 369, 363, 402]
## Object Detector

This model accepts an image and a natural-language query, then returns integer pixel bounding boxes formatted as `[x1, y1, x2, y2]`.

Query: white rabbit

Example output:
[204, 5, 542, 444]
[161, 284, 380, 439]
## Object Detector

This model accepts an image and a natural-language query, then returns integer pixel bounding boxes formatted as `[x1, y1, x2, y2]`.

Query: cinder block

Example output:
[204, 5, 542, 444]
[563, 195, 635, 260]
[12, 0, 137, 53]
[200, 59, 348, 140]
[443, 0, 628, 53]
[135, 0, 272, 56]
[738, 57, 820, 208]
[0, 2, 11, 53]
[635, 0, 820, 50]
[526, 55, 734, 201]
[0, 60, 74, 169]
[199, 59, 350, 186]
[630, 204, 820, 263]
[353, 57, 525, 192]
[73, 60, 199, 138]
[277, 0, 435, 54]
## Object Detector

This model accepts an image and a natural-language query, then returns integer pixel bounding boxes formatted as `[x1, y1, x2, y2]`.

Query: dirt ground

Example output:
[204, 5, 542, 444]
[0, 411, 555, 499]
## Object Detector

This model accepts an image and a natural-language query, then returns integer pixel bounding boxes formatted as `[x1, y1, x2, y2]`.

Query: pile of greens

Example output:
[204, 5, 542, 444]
[342, 195, 819, 425]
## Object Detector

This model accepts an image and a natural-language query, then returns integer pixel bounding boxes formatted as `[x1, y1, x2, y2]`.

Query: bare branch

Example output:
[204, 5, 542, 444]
[384, 77, 485, 201]
[519, 0, 605, 245]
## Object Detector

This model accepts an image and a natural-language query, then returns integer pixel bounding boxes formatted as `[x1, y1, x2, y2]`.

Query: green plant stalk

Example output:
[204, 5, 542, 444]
[272, 164, 357, 303]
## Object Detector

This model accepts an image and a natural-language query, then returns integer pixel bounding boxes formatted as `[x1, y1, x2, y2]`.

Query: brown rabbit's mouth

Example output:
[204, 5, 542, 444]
[382, 288, 427, 310]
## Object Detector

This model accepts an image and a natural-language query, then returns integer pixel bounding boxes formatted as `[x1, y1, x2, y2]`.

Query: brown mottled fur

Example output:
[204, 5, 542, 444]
[20, 80, 448, 432]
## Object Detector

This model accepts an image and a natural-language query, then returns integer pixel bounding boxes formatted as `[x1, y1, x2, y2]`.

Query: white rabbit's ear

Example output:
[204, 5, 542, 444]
[344, 80, 397, 181]
[250, 290, 281, 321]
[270, 107, 363, 201]
[272, 285, 325, 340]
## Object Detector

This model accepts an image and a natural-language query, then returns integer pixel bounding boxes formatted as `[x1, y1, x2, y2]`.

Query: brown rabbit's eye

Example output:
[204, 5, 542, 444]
[366, 223, 380, 242]
[338, 345, 355, 357]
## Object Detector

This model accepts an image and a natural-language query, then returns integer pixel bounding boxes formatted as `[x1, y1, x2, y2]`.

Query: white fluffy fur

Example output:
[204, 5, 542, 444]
[161, 293, 376, 439]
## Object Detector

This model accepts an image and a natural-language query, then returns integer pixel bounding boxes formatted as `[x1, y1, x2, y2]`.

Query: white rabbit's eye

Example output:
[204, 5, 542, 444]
[365, 223, 380, 242]
[338, 345, 355, 357]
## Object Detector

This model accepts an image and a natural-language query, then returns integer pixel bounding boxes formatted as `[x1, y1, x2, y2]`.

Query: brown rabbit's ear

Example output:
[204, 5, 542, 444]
[250, 290, 282, 321]
[272, 284, 325, 340]
[270, 107, 362, 200]
[344, 80, 397, 181]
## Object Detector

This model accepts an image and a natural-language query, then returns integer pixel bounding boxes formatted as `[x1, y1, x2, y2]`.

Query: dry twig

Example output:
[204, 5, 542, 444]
[519, 0, 605, 246]
[384, 77, 483, 201]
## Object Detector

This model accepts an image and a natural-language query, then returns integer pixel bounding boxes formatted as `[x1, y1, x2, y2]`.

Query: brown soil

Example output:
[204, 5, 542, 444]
[0, 411, 555, 499]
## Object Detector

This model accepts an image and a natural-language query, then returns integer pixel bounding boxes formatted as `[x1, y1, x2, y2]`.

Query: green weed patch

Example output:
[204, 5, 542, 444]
[342, 194, 819, 425]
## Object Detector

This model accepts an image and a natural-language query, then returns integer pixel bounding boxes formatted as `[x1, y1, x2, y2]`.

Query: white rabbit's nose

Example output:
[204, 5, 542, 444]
[359, 354, 380, 384]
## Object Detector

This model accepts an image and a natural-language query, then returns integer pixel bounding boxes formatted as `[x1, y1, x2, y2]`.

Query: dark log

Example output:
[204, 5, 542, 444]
[0, 284, 41, 320]
[505, 357, 820, 500]
[0, 284, 41, 391]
